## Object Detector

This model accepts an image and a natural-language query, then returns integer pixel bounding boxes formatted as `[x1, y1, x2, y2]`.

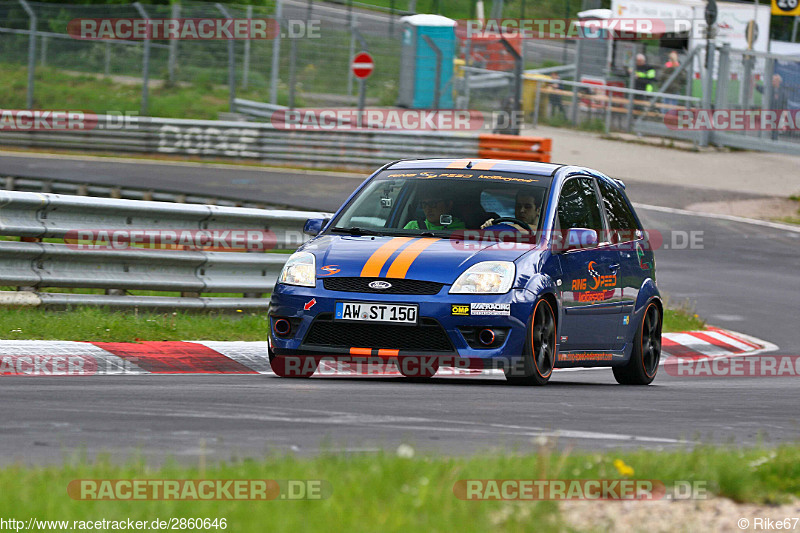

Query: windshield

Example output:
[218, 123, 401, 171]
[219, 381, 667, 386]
[329, 169, 551, 239]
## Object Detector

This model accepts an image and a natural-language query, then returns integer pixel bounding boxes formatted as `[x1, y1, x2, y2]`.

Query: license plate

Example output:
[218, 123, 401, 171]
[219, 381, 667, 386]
[335, 301, 418, 324]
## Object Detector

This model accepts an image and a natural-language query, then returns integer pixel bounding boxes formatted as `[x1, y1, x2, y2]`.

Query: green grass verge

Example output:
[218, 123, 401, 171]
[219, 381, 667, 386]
[0, 444, 798, 531]
[0, 305, 702, 342]
[0, 307, 268, 342]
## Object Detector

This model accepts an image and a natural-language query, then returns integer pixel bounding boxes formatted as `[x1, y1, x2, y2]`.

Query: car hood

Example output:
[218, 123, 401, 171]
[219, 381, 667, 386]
[303, 234, 536, 284]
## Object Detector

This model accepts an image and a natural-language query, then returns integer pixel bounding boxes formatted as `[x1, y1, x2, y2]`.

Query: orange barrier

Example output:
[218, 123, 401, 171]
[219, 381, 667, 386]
[477, 134, 552, 163]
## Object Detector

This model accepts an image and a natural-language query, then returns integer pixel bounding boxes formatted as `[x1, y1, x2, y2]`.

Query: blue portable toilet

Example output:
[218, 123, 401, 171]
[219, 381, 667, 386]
[397, 14, 456, 109]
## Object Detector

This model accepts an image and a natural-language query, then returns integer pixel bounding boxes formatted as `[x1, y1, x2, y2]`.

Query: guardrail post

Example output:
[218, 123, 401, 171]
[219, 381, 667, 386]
[133, 2, 151, 116]
[270, 0, 283, 105]
[216, 3, 236, 113]
[18, 0, 36, 109]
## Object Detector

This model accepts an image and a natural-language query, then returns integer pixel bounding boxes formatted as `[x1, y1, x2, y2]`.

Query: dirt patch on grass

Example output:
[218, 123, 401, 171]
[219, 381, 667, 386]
[562, 497, 800, 532]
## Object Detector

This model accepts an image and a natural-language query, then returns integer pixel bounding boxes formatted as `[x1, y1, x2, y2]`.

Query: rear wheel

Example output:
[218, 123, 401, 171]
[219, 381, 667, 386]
[613, 302, 662, 385]
[505, 298, 556, 386]
[269, 344, 318, 378]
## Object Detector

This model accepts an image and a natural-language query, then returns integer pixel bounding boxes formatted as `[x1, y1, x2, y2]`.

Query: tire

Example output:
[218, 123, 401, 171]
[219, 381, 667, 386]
[397, 356, 440, 379]
[505, 298, 556, 386]
[613, 301, 662, 385]
[268, 344, 318, 378]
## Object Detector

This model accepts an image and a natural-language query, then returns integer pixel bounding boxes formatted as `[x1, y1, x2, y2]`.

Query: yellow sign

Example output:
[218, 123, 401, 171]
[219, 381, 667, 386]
[772, 0, 800, 16]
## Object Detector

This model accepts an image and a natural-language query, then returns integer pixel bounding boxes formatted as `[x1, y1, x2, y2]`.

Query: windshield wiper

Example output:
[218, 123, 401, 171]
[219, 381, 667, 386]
[330, 226, 382, 236]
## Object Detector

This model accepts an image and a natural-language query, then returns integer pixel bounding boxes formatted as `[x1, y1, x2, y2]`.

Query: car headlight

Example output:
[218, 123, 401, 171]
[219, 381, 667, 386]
[449, 261, 515, 294]
[278, 251, 316, 287]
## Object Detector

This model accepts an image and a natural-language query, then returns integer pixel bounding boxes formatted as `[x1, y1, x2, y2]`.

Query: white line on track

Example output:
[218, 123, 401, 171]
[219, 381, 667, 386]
[633, 202, 800, 233]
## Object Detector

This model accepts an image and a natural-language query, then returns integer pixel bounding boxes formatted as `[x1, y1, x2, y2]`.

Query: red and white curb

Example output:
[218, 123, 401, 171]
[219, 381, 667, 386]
[0, 329, 776, 377]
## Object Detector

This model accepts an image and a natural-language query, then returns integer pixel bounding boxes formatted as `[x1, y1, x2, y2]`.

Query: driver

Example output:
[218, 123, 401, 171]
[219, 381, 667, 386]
[404, 188, 465, 230]
[481, 190, 541, 232]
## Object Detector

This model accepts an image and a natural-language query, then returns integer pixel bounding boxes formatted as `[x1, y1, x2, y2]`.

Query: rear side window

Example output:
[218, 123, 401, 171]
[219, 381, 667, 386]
[556, 177, 604, 232]
[598, 180, 640, 243]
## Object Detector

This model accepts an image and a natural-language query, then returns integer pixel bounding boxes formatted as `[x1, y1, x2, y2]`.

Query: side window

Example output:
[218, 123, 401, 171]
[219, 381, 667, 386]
[598, 180, 640, 243]
[556, 177, 604, 233]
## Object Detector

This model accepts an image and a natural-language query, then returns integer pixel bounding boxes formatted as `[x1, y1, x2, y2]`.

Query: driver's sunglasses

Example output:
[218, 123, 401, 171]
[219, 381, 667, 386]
[420, 200, 444, 208]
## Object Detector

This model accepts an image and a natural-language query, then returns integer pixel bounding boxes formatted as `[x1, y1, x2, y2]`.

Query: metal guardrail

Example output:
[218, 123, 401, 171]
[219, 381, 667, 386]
[0, 190, 330, 309]
[1, 175, 279, 209]
[0, 115, 480, 170]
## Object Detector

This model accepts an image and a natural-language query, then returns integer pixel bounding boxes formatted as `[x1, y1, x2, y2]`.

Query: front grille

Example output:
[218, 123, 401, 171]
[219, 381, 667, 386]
[303, 314, 454, 352]
[323, 277, 444, 295]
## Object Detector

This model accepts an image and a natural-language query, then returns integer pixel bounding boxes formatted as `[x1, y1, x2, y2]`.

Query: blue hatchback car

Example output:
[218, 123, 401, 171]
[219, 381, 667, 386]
[269, 159, 662, 385]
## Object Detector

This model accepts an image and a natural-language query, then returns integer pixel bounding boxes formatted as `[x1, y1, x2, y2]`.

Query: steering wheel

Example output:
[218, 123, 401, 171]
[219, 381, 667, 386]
[490, 216, 532, 232]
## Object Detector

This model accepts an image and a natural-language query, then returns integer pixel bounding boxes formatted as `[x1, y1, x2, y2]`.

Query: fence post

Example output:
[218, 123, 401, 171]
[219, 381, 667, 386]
[168, 2, 179, 84]
[499, 36, 521, 134]
[133, 2, 151, 116]
[18, 0, 36, 109]
[216, 3, 236, 113]
[288, 35, 298, 110]
[243, 5, 252, 89]
[40, 34, 46, 67]
[699, 39, 715, 147]
[270, 0, 283, 105]
[626, 51, 636, 132]
[761, 57, 775, 141]
[347, 13, 358, 102]
[715, 43, 730, 111]
[104, 41, 111, 76]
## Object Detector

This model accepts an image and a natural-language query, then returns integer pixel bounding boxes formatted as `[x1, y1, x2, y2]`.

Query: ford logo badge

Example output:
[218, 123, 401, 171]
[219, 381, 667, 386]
[368, 281, 392, 290]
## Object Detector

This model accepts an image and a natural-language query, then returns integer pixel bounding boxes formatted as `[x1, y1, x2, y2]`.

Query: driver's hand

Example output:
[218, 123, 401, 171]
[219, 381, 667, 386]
[480, 218, 495, 229]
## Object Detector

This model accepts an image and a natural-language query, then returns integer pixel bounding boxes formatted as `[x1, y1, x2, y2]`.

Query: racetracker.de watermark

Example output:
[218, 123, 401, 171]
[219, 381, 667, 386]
[447, 229, 706, 252]
[64, 229, 282, 252]
[457, 18, 686, 40]
[67, 18, 320, 40]
[453, 479, 708, 500]
[0, 110, 137, 131]
[270, 109, 487, 131]
[665, 355, 800, 377]
[67, 479, 331, 500]
[666, 109, 800, 131]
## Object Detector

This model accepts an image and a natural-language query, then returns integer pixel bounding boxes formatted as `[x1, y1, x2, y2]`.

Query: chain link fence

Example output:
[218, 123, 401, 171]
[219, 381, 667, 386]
[0, 0, 404, 116]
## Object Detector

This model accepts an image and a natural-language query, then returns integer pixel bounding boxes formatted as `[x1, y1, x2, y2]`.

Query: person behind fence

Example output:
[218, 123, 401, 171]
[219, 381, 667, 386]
[658, 51, 687, 107]
[548, 72, 566, 118]
[632, 53, 657, 93]
[756, 74, 790, 140]
[404, 187, 465, 230]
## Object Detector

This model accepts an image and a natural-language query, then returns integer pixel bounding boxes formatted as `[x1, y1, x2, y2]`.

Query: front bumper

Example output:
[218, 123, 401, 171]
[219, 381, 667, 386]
[269, 281, 539, 360]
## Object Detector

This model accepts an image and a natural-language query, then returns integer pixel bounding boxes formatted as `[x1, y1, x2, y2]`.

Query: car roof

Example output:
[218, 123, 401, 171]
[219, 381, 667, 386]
[386, 158, 564, 176]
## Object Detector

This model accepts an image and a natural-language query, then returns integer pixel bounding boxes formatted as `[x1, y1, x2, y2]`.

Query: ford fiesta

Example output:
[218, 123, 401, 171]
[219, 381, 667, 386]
[268, 159, 662, 385]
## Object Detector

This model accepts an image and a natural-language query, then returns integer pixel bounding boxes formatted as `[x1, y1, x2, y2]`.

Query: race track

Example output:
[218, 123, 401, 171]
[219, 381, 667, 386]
[1, 153, 799, 465]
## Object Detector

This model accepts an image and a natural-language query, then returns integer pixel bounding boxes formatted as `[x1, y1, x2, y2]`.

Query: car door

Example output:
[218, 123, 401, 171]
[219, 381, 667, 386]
[555, 176, 621, 352]
[597, 178, 650, 348]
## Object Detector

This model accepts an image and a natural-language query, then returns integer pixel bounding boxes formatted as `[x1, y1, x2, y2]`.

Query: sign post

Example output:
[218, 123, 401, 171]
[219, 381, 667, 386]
[351, 51, 374, 128]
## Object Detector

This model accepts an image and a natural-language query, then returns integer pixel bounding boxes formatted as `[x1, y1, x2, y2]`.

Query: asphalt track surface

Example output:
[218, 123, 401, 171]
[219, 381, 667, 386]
[1, 153, 799, 465]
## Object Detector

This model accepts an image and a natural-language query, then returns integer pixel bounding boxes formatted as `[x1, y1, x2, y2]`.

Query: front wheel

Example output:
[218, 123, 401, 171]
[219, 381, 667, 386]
[505, 298, 556, 386]
[613, 302, 662, 385]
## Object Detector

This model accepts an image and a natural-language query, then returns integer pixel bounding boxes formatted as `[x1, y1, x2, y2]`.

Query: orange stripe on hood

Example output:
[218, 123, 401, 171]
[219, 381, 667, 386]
[360, 237, 414, 277]
[386, 238, 441, 279]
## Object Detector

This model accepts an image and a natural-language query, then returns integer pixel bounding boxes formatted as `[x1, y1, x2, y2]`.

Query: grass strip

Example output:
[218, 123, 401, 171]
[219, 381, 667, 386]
[0, 305, 704, 342]
[0, 444, 797, 532]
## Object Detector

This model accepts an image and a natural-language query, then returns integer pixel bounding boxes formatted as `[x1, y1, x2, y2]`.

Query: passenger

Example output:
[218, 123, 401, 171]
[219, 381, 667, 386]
[404, 189, 465, 230]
